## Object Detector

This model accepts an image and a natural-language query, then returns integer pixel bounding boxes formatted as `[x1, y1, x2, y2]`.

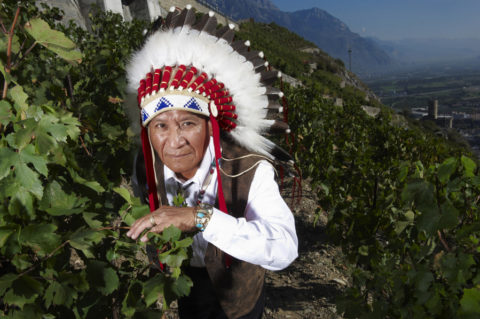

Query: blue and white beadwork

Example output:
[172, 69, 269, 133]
[141, 93, 210, 126]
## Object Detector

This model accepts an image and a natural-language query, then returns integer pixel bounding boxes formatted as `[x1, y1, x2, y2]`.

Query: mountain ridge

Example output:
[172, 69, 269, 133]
[203, 0, 394, 75]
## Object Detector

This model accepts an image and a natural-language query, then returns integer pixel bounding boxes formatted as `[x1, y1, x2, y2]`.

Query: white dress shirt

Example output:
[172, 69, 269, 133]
[164, 138, 298, 271]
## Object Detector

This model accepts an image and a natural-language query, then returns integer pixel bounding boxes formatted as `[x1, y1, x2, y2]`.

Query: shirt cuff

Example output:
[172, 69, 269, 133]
[202, 207, 237, 243]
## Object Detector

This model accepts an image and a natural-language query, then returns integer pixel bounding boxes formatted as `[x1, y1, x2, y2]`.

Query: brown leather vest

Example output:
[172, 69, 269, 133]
[154, 138, 266, 319]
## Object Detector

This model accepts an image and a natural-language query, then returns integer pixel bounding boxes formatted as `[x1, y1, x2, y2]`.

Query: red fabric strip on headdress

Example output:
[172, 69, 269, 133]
[210, 90, 229, 99]
[209, 114, 231, 268]
[198, 79, 217, 95]
[171, 65, 186, 89]
[215, 96, 232, 105]
[181, 66, 197, 89]
[146, 72, 153, 96]
[219, 111, 237, 120]
[152, 69, 161, 93]
[160, 66, 172, 90]
[189, 72, 207, 92]
[140, 126, 159, 211]
[207, 83, 225, 96]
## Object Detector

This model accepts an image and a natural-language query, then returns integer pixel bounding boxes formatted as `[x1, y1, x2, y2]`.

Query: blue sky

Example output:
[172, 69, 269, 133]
[271, 0, 480, 40]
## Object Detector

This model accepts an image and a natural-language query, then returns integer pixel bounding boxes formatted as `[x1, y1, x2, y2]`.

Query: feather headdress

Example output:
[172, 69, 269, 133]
[126, 5, 290, 162]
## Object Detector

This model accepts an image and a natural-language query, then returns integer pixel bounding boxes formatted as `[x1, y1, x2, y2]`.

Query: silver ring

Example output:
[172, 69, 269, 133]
[149, 215, 155, 226]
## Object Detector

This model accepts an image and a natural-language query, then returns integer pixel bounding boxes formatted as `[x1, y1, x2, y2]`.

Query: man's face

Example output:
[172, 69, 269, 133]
[148, 110, 212, 180]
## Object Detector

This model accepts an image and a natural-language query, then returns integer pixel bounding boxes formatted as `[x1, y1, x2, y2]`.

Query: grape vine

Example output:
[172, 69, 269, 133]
[0, 1, 192, 317]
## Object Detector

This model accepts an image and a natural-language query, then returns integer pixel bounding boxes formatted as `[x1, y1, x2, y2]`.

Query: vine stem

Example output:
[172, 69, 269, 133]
[2, 6, 21, 99]
[18, 240, 70, 278]
[79, 135, 92, 156]
[11, 41, 37, 69]
[437, 230, 451, 252]
[96, 226, 131, 231]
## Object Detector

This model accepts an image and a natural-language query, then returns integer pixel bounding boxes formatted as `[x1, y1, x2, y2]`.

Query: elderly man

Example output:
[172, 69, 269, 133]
[126, 6, 298, 319]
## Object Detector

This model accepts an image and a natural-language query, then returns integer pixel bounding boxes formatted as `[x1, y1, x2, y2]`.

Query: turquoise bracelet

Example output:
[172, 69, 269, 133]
[195, 203, 213, 231]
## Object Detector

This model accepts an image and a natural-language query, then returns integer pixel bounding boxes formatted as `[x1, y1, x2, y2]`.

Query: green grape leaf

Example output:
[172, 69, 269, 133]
[82, 212, 103, 229]
[143, 275, 165, 307]
[8, 85, 29, 116]
[416, 270, 434, 292]
[0, 273, 17, 296]
[69, 228, 104, 259]
[0, 226, 15, 247]
[174, 237, 193, 249]
[0, 32, 20, 54]
[19, 224, 61, 258]
[7, 304, 43, 319]
[4, 275, 44, 309]
[24, 18, 83, 64]
[159, 249, 188, 269]
[0, 100, 13, 126]
[161, 225, 181, 242]
[67, 168, 105, 193]
[44, 281, 65, 308]
[171, 274, 192, 298]
[461, 155, 477, 177]
[124, 204, 150, 226]
[15, 162, 43, 199]
[397, 162, 409, 182]
[459, 287, 480, 315]
[121, 281, 143, 317]
[11, 254, 32, 271]
[438, 200, 459, 230]
[5, 182, 35, 217]
[113, 187, 133, 205]
[0, 59, 12, 85]
[40, 180, 88, 215]
[86, 261, 119, 295]
[0, 147, 17, 180]
[19, 144, 48, 177]
[401, 179, 435, 210]
[35, 128, 57, 154]
[438, 157, 458, 184]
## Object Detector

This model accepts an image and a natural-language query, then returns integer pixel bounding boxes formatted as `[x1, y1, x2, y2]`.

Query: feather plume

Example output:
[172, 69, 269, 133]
[241, 50, 263, 61]
[267, 120, 290, 134]
[216, 24, 235, 44]
[192, 11, 217, 35]
[265, 101, 283, 112]
[270, 144, 294, 164]
[173, 6, 195, 30]
[266, 87, 284, 98]
[230, 40, 250, 54]
[250, 57, 269, 72]
[165, 7, 179, 29]
[260, 70, 282, 86]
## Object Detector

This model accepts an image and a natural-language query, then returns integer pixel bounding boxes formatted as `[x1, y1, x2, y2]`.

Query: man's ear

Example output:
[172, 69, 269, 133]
[208, 119, 213, 137]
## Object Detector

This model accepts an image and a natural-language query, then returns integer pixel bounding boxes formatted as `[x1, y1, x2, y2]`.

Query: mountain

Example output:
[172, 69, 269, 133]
[203, 0, 394, 75]
[374, 37, 480, 64]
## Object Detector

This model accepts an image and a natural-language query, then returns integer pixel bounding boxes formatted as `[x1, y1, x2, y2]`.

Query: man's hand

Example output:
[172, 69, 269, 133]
[126, 206, 196, 242]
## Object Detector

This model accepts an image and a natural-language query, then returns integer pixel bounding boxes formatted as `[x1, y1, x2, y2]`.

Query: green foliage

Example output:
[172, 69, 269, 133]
[288, 82, 480, 317]
[236, 21, 343, 77]
[236, 20, 375, 107]
[0, 1, 192, 317]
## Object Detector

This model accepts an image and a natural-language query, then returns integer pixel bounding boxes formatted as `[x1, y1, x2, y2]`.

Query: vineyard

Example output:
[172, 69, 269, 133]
[1, 1, 480, 318]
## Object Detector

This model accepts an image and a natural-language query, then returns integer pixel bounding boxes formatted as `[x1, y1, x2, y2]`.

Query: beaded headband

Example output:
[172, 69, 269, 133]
[138, 65, 237, 132]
